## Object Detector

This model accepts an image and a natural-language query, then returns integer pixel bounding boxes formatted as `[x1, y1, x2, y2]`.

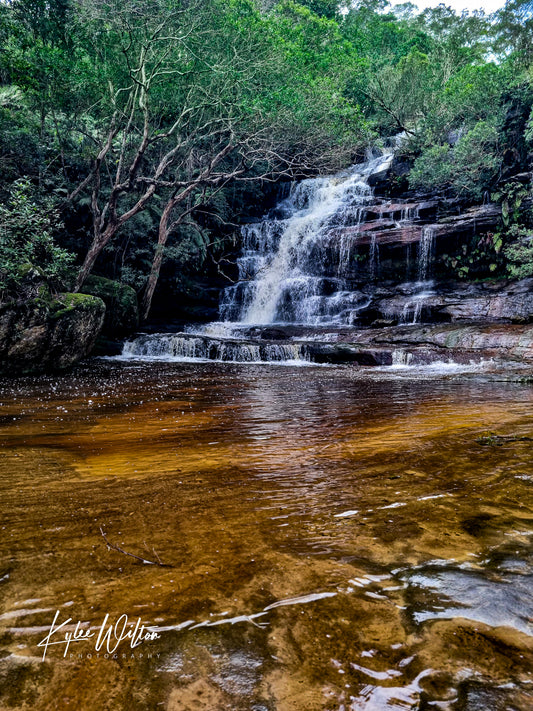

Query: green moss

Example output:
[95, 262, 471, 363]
[49, 293, 105, 321]
[17, 263, 40, 278]
[82, 275, 135, 304]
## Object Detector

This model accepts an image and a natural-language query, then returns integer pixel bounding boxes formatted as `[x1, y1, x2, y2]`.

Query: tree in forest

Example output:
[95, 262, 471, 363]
[493, 0, 533, 65]
[1, 0, 532, 312]
[59, 0, 365, 317]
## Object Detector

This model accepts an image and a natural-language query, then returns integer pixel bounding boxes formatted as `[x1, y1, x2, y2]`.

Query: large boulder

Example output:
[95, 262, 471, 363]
[0, 292, 105, 375]
[80, 275, 138, 337]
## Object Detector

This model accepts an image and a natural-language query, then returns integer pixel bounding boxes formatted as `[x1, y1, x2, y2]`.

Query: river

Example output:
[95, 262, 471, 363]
[1, 360, 533, 709]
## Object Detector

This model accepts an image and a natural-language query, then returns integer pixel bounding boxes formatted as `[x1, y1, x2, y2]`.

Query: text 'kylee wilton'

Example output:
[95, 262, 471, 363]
[37, 611, 161, 660]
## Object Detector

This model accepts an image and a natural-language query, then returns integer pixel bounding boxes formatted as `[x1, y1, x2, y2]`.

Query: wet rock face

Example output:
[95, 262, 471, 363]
[330, 199, 484, 248]
[357, 278, 533, 326]
[0, 292, 105, 375]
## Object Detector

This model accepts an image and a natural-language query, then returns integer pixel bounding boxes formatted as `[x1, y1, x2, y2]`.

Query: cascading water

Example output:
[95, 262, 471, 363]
[220, 153, 393, 326]
[418, 226, 436, 283]
[369, 234, 380, 281]
[122, 333, 311, 363]
[396, 225, 436, 324]
[121, 149, 445, 364]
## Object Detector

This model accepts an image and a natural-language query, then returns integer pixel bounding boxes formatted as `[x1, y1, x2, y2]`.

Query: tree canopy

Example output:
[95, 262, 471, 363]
[0, 0, 532, 312]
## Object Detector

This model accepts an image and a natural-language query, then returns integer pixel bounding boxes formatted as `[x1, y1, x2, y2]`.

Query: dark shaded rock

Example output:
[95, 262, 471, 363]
[357, 278, 533, 326]
[89, 336, 124, 357]
[12, 265, 50, 300]
[256, 327, 295, 341]
[366, 153, 420, 197]
[366, 154, 394, 192]
[305, 343, 392, 365]
[501, 171, 532, 185]
[80, 275, 138, 338]
[0, 293, 105, 375]
[434, 204, 501, 235]
[150, 277, 223, 324]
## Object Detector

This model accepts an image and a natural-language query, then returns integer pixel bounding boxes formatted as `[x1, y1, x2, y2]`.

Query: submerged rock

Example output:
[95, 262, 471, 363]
[0, 292, 105, 375]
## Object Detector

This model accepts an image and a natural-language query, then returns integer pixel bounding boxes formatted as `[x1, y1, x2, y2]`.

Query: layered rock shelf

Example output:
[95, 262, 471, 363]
[357, 277, 533, 325]
[332, 203, 501, 247]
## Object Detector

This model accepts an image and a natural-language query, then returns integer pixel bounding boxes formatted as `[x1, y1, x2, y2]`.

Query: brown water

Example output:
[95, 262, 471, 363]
[1, 361, 533, 710]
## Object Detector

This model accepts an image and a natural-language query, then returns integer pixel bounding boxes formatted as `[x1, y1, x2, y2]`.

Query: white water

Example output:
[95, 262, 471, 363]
[398, 282, 436, 325]
[119, 152, 455, 366]
[417, 226, 436, 283]
[220, 154, 393, 326]
[121, 333, 313, 365]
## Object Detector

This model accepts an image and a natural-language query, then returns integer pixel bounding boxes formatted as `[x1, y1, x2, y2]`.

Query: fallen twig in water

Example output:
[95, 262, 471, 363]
[100, 527, 172, 567]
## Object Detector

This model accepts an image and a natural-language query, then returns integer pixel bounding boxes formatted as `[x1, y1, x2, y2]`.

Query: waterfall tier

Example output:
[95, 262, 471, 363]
[220, 153, 396, 326]
[122, 332, 311, 364]
[120, 153, 510, 365]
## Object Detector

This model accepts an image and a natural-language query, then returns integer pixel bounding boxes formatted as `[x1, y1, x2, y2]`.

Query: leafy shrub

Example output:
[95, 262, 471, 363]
[504, 225, 533, 278]
[408, 143, 452, 193]
[409, 120, 501, 199]
[0, 177, 74, 299]
[442, 232, 505, 279]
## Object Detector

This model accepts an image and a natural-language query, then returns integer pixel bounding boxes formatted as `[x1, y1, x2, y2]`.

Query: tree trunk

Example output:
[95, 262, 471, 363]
[74, 238, 106, 291]
[140, 201, 175, 321]
[74, 185, 157, 291]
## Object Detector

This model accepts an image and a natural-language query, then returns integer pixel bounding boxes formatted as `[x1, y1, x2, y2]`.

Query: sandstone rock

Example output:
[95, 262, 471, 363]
[356, 322, 533, 362]
[0, 293, 105, 375]
[330, 202, 501, 249]
[301, 322, 533, 364]
[356, 278, 533, 326]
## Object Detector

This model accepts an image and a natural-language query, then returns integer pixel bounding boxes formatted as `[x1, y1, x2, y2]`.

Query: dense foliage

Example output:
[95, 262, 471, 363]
[0, 0, 532, 312]
[0, 177, 73, 297]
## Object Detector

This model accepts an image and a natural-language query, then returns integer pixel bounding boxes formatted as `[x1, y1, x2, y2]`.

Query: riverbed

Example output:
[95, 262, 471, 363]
[1, 361, 533, 710]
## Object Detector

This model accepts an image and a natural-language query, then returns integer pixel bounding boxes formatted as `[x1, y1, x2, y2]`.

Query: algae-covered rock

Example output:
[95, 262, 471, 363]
[80, 275, 138, 337]
[0, 292, 105, 375]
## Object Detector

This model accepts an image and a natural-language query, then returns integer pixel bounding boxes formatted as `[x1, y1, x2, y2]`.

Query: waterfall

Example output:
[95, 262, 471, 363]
[394, 225, 436, 324]
[220, 154, 392, 326]
[392, 349, 413, 367]
[119, 145, 448, 364]
[369, 234, 380, 280]
[418, 226, 436, 283]
[122, 333, 311, 363]
[337, 206, 364, 275]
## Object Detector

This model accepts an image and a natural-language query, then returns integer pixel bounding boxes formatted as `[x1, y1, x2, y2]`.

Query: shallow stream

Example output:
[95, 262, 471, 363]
[1, 361, 533, 709]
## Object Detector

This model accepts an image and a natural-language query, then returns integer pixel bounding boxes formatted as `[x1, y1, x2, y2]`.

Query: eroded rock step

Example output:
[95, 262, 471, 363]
[122, 323, 533, 366]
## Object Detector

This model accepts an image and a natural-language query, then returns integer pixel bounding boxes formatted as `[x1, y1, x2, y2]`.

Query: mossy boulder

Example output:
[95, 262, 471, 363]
[80, 276, 138, 338]
[0, 292, 105, 375]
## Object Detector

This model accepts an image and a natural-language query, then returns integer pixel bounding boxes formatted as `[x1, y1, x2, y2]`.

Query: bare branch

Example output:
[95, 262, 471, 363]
[100, 527, 172, 567]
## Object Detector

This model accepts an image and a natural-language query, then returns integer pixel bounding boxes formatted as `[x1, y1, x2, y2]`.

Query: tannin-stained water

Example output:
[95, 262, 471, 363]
[1, 362, 533, 710]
